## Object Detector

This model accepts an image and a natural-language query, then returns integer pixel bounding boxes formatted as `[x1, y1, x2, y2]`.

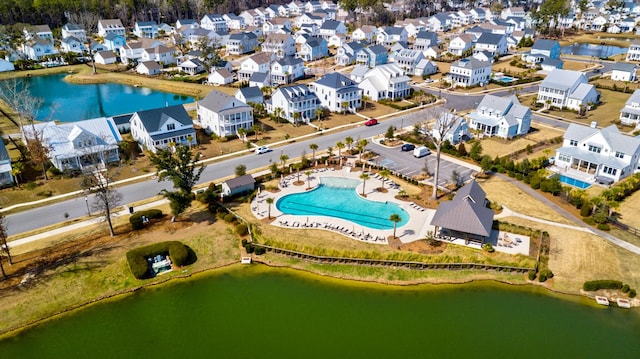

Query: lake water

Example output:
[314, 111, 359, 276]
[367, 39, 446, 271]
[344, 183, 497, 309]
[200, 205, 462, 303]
[1, 265, 639, 358]
[561, 43, 628, 58]
[16, 74, 194, 122]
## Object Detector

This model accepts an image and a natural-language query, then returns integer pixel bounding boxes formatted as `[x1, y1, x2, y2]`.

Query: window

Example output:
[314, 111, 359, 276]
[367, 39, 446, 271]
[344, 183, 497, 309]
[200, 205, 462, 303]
[558, 153, 571, 162]
[569, 139, 578, 146]
[603, 166, 617, 175]
[167, 123, 175, 131]
[615, 151, 624, 159]
[588, 145, 601, 153]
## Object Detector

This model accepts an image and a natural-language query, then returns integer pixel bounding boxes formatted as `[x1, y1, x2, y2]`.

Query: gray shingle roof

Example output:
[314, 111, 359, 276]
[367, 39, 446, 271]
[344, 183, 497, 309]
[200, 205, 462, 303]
[313, 72, 356, 89]
[320, 20, 342, 30]
[224, 174, 256, 189]
[236, 86, 263, 99]
[532, 39, 559, 51]
[430, 180, 493, 237]
[133, 105, 192, 132]
[565, 123, 640, 155]
[541, 69, 586, 91]
[476, 32, 504, 45]
[612, 62, 637, 73]
[452, 57, 491, 70]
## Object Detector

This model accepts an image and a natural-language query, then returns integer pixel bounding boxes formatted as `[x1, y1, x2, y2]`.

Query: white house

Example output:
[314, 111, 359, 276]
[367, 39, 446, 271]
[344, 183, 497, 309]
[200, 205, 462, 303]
[22, 37, 58, 60]
[24, 24, 53, 42]
[208, 68, 235, 85]
[21, 117, 122, 171]
[222, 174, 256, 197]
[626, 39, 640, 62]
[537, 69, 599, 110]
[197, 90, 254, 137]
[129, 105, 197, 152]
[415, 59, 438, 76]
[60, 36, 86, 54]
[448, 34, 475, 56]
[473, 33, 508, 57]
[223, 14, 246, 31]
[98, 19, 126, 37]
[309, 72, 361, 113]
[270, 56, 305, 86]
[357, 63, 411, 101]
[393, 49, 425, 76]
[318, 20, 347, 40]
[238, 52, 272, 82]
[178, 59, 206, 75]
[134, 21, 159, 38]
[200, 14, 227, 33]
[226, 32, 259, 55]
[103, 33, 126, 51]
[136, 61, 162, 75]
[431, 113, 470, 145]
[611, 62, 637, 82]
[141, 45, 176, 65]
[261, 33, 296, 58]
[351, 25, 377, 43]
[94, 50, 117, 64]
[413, 30, 439, 51]
[235, 86, 264, 105]
[619, 89, 640, 126]
[555, 123, 640, 183]
[61, 23, 86, 42]
[448, 57, 492, 88]
[267, 84, 319, 124]
[467, 94, 531, 139]
[376, 26, 408, 47]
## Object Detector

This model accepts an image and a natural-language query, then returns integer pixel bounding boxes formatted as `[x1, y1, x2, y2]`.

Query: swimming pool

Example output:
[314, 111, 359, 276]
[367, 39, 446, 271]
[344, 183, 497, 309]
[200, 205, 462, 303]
[555, 174, 591, 189]
[276, 177, 409, 229]
[499, 76, 518, 83]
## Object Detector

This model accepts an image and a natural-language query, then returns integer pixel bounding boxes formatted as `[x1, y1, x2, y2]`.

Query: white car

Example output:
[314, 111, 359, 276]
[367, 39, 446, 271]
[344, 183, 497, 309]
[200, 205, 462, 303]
[255, 146, 272, 154]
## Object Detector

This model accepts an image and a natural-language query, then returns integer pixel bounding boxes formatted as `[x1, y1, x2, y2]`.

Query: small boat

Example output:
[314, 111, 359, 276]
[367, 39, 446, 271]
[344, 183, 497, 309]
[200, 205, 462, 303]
[595, 296, 610, 306]
[617, 298, 631, 309]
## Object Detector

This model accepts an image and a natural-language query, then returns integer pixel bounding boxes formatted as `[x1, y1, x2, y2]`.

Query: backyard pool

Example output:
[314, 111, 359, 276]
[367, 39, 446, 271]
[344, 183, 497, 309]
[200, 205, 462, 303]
[276, 177, 409, 229]
[556, 174, 591, 189]
[498, 76, 518, 83]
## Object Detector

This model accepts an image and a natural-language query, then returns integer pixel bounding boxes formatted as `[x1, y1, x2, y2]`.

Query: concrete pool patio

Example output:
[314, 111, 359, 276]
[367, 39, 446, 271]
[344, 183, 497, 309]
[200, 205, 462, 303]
[250, 167, 530, 256]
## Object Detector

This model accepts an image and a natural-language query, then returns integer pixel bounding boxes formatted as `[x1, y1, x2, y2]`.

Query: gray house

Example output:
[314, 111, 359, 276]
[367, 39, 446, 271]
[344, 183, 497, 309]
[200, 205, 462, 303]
[430, 180, 494, 245]
[222, 174, 256, 197]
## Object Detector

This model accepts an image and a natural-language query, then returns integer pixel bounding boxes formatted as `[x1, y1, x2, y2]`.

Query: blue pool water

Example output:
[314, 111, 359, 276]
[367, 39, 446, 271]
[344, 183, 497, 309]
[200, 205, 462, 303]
[8, 74, 194, 122]
[499, 76, 517, 83]
[276, 177, 409, 229]
[557, 174, 591, 189]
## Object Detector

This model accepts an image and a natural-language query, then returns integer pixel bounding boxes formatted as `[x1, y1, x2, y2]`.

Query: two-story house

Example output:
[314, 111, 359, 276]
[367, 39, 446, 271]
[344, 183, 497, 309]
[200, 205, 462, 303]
[98, 19, 126, 37]
[393, 49, 425, 76]
[200, 14, 227, 33]
[351, 25, 377, 43]
[297, 36, 328, 61]
[134, 21, 159, 38]
[119, 39, 162, 64]
[22, 37, 58, 60]
[238, 52, 272, 82]
[357, 63, 411, 101]
[129, 105, 197, 152]
[226, 32, 259, 55]
[473, 33, 507, 57]
[524, 39, 561, 64]
[60, 36, 86, 54]
[262, 17, 292, 35]
[466, 94, 531, 139]
[267, 84, 319, 124]
[356, 45, 388, 68]
[223, 14, 246, 31]
[197, 90, 254, 137]
[619, 89, 640, 125]
[141, 45, 176, 65]
[103, 33, 126, 51]
[270, 56, 305, 85]
[376, 26, 408, 47]
[261, 33, 296, 58]
[318, 20, 347, 40]
[555, 123, 640, 183]
[611, 62, 637, 82]
[448, 57, 492, 88]
[24, 25, 53, 42]
[335, 40, 367, 66]
[448, 34, 475, 56]
[537, 69, 599, 110]
[413, 30, 439, 51]
[309, 72, 361, 113]
[61, 23, 86, 42]
[239, 9, 266, 27]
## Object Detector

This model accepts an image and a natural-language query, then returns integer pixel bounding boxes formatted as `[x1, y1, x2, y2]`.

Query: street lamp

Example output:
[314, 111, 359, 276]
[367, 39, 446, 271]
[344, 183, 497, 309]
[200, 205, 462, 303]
[85, 196, 91, 216]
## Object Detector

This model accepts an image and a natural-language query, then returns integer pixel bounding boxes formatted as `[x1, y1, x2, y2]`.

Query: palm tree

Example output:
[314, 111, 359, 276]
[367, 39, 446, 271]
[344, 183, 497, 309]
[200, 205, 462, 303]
[186, 134, 194, 149]
[304, 170, 312, 189]
[293, 111, 302, 126]
[266, 197, 274, 219]
[237, 127, 247, 142]
[251, 124, 260, 141]
[360, 173, 369, 196]
[280, 154, 289, 172]
[309, 143, 318, 166]
[327, 146, 334, 158]
[345, 136, 354, 153]
[294, 162, 303, 182]
[341, 101, 349, 114]
[389, 213, 402, 239]
[315, 107, 323, 128]
[336, 141, 345, 163]
[357, 139, 368, 162]
[380, 169, 390, 188]
[274, 107, 284, 122]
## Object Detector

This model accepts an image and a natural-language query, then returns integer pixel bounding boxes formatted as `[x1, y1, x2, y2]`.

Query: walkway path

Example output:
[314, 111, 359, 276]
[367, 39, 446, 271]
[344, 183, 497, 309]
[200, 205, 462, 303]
[495, 173, 640, 255]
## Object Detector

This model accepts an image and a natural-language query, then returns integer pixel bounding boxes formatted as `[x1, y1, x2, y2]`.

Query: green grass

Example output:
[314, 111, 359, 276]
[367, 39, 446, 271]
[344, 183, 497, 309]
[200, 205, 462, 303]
[545, 89, 631, 128]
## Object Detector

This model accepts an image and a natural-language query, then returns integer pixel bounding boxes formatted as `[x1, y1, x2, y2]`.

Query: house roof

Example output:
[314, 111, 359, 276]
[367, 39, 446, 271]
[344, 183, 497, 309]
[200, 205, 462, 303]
[99, 19, 124, 28]
[612, 62, 637, 73]
[476, 32, 504, 45]
[236, 86, 263, 100]
[313, 72, 356, 89]
[451, 57, 491, 70]
[275, 84, 318, 102]
[416, 30, 438, 42]
[133, 105, 193, 132]
[137, 21, 157, 27]
[247, 52, 272, 65]
[224, 174, 256, 190]
[96, 50, 115, 59]
[383, 26, 405, 35]
[564, 123, 640, 155]
[229, 31, 258, 41]
[112, 114, 133, 127]
[61, 36, 82, 44]
[532, 39, 559, 51]
[452, 33, 474, 44]
[63, 23, 84, 31]
[568, 83, 597, 101]
[275, 56, 303, 66]
[0, 139, 9, 162]
[305, 36, 325, 47]
[430, 180, 493, 237]
[199, 90, 250, 112]
[541, 69, 586, 91]
[625, 89, 640, 107]
[249, 71, 269, 83]
[320, 20, 342, 30]
[138, 61, 161, 70]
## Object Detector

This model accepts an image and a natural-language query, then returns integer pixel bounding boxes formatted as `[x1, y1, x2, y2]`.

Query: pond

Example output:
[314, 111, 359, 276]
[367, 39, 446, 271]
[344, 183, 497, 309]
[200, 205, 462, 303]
[12, 74, 194, 122]
[561, 43, 628, 58]
[1, 265, 639, 358]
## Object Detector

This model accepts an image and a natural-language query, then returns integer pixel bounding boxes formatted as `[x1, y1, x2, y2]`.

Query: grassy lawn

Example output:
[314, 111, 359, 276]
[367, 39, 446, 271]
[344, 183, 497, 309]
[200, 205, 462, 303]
[545, 89, 631, 128]
[560, 32, 636, 48]
[475, 126, 564, 159]
[617, 189, 640, 229]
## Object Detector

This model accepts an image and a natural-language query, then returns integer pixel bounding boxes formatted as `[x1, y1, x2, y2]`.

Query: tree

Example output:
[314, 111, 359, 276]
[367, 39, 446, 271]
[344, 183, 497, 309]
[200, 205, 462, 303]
[451, 170, 461, 188]
[69, 11, 99, 75]
[237, 127, 247, 142]
[360, 173, 369, 196]
[327, 146, 334, 158]
[280, 153, 289, 172]
[345, 136, 354, 153]
[25, 121, 51, 180]
[385, 125, 395, 140]
[251, 124, 260, 141]
[235, 164, 246, 177]
[315, 107, 324, 129]
[356, 138, 368, 162]
[431, 109, 458, 199]
[266, 197, 274, 219]
[389, 213, 402, 239]
[305, 170, 312, 189]
[422, 159, 430, 176]
[0, 212, 12, 269]
[380, 169, 390, 188]
[309, 143, 318, 166]
[293, 111, 302, 126]
[81, 168, 122, 237]
[11, 161, 23, 187]
[469, 141, 483, 162]
[480, 156, 493, 174]
[293, 162, 303, 182]
[336, 141, 345, 164]
[150, 146, 206, 222]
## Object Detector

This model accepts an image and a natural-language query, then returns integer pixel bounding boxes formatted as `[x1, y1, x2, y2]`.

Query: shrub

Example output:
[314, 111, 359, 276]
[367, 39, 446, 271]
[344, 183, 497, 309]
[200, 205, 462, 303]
[583, 280, 623, 291]
[622, 284, 630, 293]
[582, 217, 596, 225]
[241, 239, 248, 247]
[223, 213, 236, 223]
[482, 243, 495, 253]
[630, 289, 637, 298]
[126, 241, 193, 279]
[244, 243, 254, 253]
[580, 202, 592, 217]
[129, 209, 164, 230]
[538, 272, 548, 282]
[597, 223, 610, 231]
[254, 246, 266, 255]
[235, 223, 248, 235]
[528, 270, 536, 281]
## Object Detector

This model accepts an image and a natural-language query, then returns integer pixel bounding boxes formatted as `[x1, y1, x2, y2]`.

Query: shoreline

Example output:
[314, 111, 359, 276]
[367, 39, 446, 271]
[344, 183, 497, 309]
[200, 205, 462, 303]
[0, 256, 629, 340]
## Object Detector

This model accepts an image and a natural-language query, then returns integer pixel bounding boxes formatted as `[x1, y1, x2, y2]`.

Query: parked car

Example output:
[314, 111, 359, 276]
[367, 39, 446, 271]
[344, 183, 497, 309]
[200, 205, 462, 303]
[413, 146, 431, 158]
[401, 143, 415, 152]
[255, 146, 272, 154]
[364, 118, 378, 126]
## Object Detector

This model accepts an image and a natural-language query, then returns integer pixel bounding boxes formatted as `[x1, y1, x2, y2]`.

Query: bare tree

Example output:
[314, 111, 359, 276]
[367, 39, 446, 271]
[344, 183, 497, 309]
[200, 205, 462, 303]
[430, 107, 458, 199]
[69, 12, 100, 75]
[24, 121, 51, 181]
[0, 211, 12, 268]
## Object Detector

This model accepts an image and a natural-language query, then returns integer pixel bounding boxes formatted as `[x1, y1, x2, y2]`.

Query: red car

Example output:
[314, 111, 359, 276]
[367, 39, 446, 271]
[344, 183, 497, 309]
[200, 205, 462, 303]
[364, 118, 378, 126]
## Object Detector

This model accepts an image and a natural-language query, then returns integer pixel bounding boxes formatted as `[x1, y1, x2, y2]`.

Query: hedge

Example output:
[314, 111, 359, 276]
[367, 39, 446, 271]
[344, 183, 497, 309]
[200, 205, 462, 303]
[583, 280, 623, 291]
[129, 209, 164, 230]
[126, 241, 194, 279]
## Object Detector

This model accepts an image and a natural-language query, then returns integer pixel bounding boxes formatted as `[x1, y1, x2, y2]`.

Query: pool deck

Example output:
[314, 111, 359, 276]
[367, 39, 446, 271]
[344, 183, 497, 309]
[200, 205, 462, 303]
[250, 167, 530, 255]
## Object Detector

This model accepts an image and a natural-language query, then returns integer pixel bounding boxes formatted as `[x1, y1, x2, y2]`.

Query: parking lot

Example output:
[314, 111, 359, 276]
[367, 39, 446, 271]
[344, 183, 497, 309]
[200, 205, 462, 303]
[368, 141, 478, 188]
